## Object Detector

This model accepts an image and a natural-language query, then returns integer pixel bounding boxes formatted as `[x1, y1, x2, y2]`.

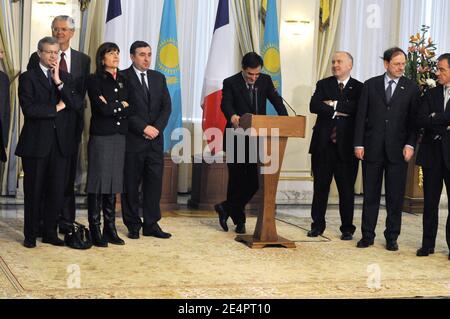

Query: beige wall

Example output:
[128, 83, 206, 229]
[277, 0, 319, 203]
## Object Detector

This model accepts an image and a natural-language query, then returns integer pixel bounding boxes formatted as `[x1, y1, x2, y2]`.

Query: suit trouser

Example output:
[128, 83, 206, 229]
[121, 146, 164, 232]
[361, 157, 408, 241]
[422, 146, 450, 250]
[223, 162, 259, 225]
[58, 145, 79, 228]
[311, 142, 358, 234]
[22, 139, 68, 240]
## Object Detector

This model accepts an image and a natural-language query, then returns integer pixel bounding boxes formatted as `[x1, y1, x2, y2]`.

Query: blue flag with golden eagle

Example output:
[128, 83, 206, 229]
[261, 0, 281, 115]
[156, 0, 182, 152]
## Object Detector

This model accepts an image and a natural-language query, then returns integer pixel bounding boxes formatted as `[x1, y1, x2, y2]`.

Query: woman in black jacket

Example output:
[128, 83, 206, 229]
[86, 42, 132, 247]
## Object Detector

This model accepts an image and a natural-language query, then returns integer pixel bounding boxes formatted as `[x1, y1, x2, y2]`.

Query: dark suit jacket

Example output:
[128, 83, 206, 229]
[15, 68, 82, 158]
[87, 72, 132, 136]
[416, 85, 450, 169]
[221, 72, 288, 123]
[220, 72, 288, 152]
[309, 76, 363, 161]
[120, 67, 171, 153]
[28, 49, 91, 142]
[354, 74, 420, 163]
[0, 71, 10, 162]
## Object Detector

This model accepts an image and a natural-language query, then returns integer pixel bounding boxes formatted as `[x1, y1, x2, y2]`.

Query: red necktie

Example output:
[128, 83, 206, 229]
[59, 52, 68, 73]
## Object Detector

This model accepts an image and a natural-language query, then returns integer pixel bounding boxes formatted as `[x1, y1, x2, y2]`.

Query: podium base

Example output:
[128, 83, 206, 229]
[235, 235, 296, 249]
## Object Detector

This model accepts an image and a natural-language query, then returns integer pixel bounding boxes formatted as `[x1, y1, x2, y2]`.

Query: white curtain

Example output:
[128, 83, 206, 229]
[177, 0, 218, 122]
[399, 0, 450, 53]
[335, 0, 402, 82]
[104, 0, 218, 123]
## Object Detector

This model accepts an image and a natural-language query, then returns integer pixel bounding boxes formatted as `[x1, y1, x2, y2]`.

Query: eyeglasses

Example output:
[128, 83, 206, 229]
[52, 28, 72, 33]
[40, 50, 59, 56]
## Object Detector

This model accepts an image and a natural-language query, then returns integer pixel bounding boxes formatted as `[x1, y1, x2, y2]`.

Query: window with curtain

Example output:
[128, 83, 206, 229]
[337, 0, 450, 83]
[104, 0, 218, 124]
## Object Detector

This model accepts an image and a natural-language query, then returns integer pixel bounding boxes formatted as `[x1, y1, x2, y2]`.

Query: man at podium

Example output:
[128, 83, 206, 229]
[214, 52, 287, 234]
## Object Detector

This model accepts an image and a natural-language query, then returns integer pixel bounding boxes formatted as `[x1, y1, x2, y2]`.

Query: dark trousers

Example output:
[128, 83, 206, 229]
[422, 146, 450, 250]
[22, 139, 68, 241]
[58, 145, 79, 228]
[121, 146, 164, 232]
[361, 157, 408, 241]
[223, 162, 259, 225]
[311, 142, 358, 234]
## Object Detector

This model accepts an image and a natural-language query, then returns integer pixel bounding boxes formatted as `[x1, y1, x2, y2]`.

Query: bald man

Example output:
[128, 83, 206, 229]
[308, 51, 363, 240]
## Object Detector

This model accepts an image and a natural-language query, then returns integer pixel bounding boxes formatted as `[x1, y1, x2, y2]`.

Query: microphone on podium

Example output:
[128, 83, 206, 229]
[280, 96, 298, 116]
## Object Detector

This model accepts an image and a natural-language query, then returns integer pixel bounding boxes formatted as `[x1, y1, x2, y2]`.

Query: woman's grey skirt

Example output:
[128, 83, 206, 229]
[86, 134, 126, 194]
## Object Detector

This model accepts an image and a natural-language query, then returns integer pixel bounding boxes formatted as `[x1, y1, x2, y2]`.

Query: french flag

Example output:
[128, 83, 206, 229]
[201, 0, 240, 154]
[104, 0, 128, 69]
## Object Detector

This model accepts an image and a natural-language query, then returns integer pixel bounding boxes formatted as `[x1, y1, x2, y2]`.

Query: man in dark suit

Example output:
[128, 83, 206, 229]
[415, 53, 450, 260]
[308, 51, 363, 240]
[354, 47, 420, 251]
[0, 49, 10, 162]
[121, 41, 172, 240]
[214, 52, 288, 234]
[27, 16, 90, 234]
[17, 37, 81, 248]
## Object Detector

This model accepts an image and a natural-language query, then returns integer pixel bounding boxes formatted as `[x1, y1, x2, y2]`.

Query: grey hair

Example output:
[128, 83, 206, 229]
[51, 15, 76, 30]
[37, 36, 58, 51]
[335, 51, 354, 65]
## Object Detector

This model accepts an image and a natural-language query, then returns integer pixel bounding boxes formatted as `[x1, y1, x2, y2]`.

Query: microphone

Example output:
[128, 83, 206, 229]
[280, 95, 298, 116]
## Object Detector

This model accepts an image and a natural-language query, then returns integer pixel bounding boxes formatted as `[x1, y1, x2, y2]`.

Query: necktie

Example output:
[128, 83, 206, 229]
[386, 80, 395, 103]
[445, 86, 450, 110]
[47, 69, 53, 86]
[248, 84, 257, 113]
[141, 72, 150, 96]
[59, 52, 68, 73]
[338, 82, 345, 93]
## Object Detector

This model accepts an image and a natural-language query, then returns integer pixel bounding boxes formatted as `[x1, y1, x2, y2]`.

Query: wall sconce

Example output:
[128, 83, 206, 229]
[284, 20, 310, 36]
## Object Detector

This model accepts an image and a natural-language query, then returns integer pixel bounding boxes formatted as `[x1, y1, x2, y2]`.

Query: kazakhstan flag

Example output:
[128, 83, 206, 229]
[156, 0, 182, 152]
[261, 0, 281, 115]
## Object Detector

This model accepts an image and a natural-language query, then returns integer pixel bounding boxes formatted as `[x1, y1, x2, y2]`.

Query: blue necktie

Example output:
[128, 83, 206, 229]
[47, 69, 52, 86]
[386, 80, 394, 103]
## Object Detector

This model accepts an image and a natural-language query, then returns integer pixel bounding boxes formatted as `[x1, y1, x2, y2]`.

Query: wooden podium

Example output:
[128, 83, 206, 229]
[235, 114, 306, 249]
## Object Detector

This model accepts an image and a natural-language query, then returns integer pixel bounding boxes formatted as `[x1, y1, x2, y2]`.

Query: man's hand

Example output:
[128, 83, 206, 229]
[50, 60, 61, 84]
[56, 100, 66, 112]
[143, 125, 159, 140]
[121, 101, 129, 108]
[231, 114, 240, 128]
[99, 95, 107, 104]
[354, 147, 364, 160]
[403, 146, 415, 162]
[323, 100, 333, 106]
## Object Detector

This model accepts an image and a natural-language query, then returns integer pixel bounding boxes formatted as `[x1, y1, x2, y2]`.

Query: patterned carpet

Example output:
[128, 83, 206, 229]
[0, 210, 449, 299]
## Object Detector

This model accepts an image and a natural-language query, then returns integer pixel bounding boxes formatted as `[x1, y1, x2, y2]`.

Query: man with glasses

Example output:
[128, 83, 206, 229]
[354, 47, 420, 251]
[28, 16, 90, 234]
[17, 37, 81, 248]
[415, 53, 450, 261]
[214, 52, 287, 234]
[0, 49, 10, 163]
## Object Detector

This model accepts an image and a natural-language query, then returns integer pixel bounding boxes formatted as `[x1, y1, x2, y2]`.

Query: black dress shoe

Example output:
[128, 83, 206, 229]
[340, 232, 353, 241]
[23, 239, 36, 248]
[307, 228, 324, 238]
[128, 230, 140, 240]
[416, 247, 435, 256]
[42, 236, 65, 246]
[386, 240, 399, 251]
[356, 238, 374, 248]
[214, 203, 229, 232]
[448, 254, 450, 261]
[235, 223, 246, 234]
[143, 224, 172, 239]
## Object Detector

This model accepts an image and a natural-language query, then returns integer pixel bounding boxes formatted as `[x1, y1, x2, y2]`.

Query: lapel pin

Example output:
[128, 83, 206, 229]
[401, 86, 405, 90]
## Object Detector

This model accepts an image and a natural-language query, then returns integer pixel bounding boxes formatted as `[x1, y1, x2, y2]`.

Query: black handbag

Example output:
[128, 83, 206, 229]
[64, 222, 93, 250]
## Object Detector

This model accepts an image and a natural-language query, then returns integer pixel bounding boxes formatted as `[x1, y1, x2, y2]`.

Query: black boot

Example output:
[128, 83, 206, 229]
[88, 193, 108, 247]
[102, 194, 125, 245]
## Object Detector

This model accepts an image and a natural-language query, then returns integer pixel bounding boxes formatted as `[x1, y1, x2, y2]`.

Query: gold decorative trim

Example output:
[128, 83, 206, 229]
[79, 0, 91, 11]
[279, 176, 314, 182]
